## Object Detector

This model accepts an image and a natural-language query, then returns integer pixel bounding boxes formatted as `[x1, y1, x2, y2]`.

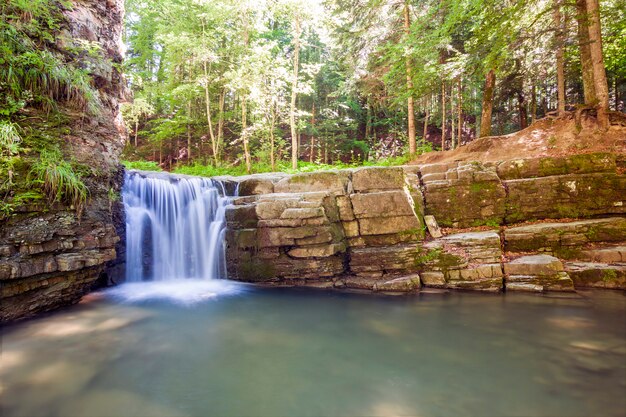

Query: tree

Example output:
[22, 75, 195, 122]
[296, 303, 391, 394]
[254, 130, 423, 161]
[585, 0, 610, 128]
[120, 98, 154, 146]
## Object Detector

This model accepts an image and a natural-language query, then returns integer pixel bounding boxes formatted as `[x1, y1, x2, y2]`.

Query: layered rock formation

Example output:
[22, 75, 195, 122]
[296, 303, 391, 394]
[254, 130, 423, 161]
[0, 0, 126, 321]
[222, 152, 626, 293]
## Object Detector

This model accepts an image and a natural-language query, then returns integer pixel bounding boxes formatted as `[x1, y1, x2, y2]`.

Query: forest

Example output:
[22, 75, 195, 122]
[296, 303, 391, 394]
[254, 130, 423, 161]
[120, 0, 625, 175]
[0, 0, 625, 215]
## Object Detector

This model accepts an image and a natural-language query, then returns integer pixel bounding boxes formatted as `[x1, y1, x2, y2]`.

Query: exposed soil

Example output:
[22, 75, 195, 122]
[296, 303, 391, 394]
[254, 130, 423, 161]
[413, 111, 626, 165]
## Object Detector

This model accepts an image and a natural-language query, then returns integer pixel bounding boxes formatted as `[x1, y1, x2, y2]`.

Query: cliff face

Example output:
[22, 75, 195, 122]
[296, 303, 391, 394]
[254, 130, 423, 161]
[222, 153, 626, 293]
[0, 0, 127, 322]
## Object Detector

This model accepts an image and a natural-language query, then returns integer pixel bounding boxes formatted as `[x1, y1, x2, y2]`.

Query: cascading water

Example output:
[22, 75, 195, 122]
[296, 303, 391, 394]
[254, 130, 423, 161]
[123, 171, 230, 282]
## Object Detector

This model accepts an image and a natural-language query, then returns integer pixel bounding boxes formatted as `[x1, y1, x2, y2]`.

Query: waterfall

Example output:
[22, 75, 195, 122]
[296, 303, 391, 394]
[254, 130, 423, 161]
[123, 171, 230, 282]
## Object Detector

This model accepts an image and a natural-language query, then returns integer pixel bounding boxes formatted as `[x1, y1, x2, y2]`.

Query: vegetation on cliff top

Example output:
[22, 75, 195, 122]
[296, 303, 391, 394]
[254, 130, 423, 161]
[122, 0, 625, 175]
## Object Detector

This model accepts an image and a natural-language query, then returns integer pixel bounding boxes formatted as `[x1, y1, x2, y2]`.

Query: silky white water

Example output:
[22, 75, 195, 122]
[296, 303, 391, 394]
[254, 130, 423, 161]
[123, 171, 230, 283]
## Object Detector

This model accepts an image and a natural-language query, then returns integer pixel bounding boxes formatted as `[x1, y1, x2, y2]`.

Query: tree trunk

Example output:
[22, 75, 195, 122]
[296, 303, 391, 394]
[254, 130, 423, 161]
[270, 104, 276, 171]
[365, 104, 372, 140]
[310, 103, 315, 163]
[554, 0, 566, 115]
[241, 97, 251, 174]
[531, 84, 537, 123]
[202, 62, 218, 165]
[134, 120, 139, 147]
[479, 69, 496, 137]
[576, 0, 596, 105]
[441, 80, 446, 151]
[290, 14, 302, 170]
[403, 1, 417, 155]
[585, 0, 610, 129]
[423, 99, 430, 143]
[187, 101, 192, 163]
[216, 88, 225, 164]
[518, 89, 528, 130]
[450, 82, 455, 149]
[457, 78, 462, 147]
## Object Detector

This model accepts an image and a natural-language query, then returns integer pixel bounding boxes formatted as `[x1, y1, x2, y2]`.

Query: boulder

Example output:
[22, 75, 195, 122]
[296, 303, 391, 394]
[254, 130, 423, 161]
[350, 191, 415, 218]
[274, 171, 349, 194]
[375, 274, 421, 292]
[351, 167, 405, 192]
[237, 177, 275, 196]
[349, 244, 421, 276]
[565, 262, 626, 289]
[504, 255, 574, 292]
[358, 215, 421, 236]
[439, 231, 502, 264]
[504, 255, 564, 276]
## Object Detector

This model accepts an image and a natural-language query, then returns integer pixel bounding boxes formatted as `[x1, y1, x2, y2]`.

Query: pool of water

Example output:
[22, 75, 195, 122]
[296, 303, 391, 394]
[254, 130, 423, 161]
[2, 283, 625, 417]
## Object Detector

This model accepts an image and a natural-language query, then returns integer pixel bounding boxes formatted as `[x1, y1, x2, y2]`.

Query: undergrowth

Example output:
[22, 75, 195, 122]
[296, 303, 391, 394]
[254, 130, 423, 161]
[29, 148, 88, 215]
[0, 0, 103, 218]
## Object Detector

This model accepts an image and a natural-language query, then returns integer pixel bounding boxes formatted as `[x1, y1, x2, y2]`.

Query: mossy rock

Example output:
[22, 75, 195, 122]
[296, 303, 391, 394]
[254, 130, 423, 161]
[274, 171, 349, 194]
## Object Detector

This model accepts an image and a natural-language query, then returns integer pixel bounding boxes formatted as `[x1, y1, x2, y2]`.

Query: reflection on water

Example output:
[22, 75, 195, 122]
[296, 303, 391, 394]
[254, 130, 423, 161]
[1, 288, 625, 417]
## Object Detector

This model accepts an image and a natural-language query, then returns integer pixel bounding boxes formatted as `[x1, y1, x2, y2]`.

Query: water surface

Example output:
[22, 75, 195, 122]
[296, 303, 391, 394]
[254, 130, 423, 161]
[2, 285, 625, 417]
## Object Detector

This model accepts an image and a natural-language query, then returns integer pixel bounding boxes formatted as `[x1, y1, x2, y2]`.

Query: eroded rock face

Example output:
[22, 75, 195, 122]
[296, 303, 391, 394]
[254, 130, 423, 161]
[221, 152, 625, 294]
[0, 0, 127, 322]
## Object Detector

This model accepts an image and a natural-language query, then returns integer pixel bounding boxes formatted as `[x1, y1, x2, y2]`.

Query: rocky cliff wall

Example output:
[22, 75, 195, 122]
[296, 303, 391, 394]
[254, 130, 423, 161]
[0, 0, 126, 322]
[222, 152, 626, 293]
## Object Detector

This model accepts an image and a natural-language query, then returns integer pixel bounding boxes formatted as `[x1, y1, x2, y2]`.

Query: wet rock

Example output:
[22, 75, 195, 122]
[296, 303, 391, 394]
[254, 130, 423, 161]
[505, 255, 574, 292]
[565, 262, 626, 289]
[349, 244, 421, 276]
[504, 255, 564, 276]
[375, 274, 421, 292]
[420, 271, 446, 287]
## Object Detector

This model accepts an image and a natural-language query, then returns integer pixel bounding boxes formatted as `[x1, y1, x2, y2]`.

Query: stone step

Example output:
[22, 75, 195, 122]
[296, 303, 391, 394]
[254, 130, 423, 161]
[565, 262, 626, 290]
[504, 255, 574, 292]
[577, 246, 626, 263]
[504, 217, 626, 254]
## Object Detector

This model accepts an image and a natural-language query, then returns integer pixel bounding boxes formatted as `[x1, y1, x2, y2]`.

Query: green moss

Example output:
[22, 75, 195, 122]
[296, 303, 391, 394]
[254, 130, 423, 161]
[238, 260, 276, 282]
[584, 225, 600, 241]
[553, 246, 583, 260]
[413, 247, 463, 272]
[554, 204, 580, 219]
[399, 227, 425, 240]
[602, 269, 618, 282]
[470, 217, 502, 228]
[413, 248, 442, 266]
[470, 181, 496, 193]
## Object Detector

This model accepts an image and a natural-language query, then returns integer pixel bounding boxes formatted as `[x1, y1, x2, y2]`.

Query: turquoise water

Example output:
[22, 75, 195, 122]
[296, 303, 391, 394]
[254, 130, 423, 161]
[2, 284, 625, 417]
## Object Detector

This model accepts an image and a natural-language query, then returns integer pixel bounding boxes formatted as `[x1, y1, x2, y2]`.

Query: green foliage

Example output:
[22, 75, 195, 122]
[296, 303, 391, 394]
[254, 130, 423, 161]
[602, 269, 618, 282]
[0, 121, 22, 157]
[29, 148, 89, 215]
[0, 0, 100, 117]
[122, 160, 162, 172]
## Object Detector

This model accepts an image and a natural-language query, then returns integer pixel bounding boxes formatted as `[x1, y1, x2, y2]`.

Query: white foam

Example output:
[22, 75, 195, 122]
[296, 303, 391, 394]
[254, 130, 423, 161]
[103, 280, 248, 306]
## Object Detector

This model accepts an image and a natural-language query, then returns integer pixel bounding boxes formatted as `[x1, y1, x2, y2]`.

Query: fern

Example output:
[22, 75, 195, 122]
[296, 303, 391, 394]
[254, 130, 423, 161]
[29, 148, 89, 215]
